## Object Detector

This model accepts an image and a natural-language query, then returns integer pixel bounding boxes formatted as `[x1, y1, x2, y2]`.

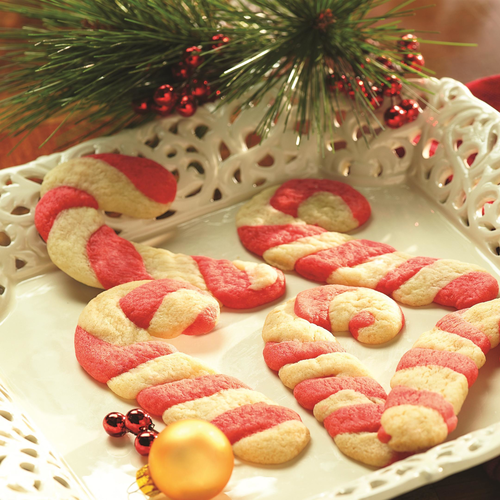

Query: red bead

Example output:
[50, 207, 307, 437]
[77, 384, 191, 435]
[399, 99, 421, 122]
[103, 412, 127, 437]
[206, 89, 221, 102]
[184, 46, 204, 68]
[125, 408, 153, 435]
[172, 62, 191, 80]
[383, 75, 402, 96]
[134, 430, 159, 456]
[398, 34, 420, 52]
[176, 94, 197, 117]
[191, 79, 211, 101]
[369, 87, 384, 109]
[384, 105, 407, 128]
[211, 33, 230, 49]
[153, 84, 178, 109]
[151, 102, 174, 117]
[404, 53, 425, 69]
[132, 99, 150, 115]
[375, 55, 394, 69]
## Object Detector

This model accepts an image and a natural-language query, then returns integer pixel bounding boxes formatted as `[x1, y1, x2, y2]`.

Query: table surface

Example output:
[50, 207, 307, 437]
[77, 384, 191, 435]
[1, 2, 500, 499]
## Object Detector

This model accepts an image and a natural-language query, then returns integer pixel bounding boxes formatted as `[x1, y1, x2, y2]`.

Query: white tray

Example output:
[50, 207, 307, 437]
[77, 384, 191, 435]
[1, 77, 500, 500]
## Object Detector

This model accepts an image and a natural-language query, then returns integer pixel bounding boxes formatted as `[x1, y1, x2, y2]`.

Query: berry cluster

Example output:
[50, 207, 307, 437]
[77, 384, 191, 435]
[103, 408, 158, 456]
[132, 34, 228, 118]
[328, 34, 425, 129]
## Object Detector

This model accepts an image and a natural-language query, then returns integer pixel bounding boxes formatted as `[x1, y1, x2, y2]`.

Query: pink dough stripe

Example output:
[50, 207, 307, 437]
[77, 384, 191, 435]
[86, 154, 176, 204]
[269, 179, 371, 226]
[237, 224, 326, 256]
[263, 341, 345, 372]
[381, 386, 458, 436]
[375, 256, 438, 297]
[436, 311, 491, 354]
[324, 403, 384, 437]
[294, 376, 387, 410]
[349, 311, 376, 340]
[396, 348, 478, 387]
[87, 226, 152, 289]
[295, 240, 396, 282]
[192, 256, 285, 309]
[119, 280, 210, 330]
[35, 186, 99, 241]
[74, 326, 177, 384]
[182, 306, 220, 336]
[210, 402, 302, 444]
[136, 375, 250, 416]
[434, 272, 499, 309]
[294, 285, 351, 330]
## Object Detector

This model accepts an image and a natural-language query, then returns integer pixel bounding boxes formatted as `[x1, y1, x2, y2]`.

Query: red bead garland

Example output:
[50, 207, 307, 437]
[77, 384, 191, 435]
[131, 99, 150, 115]
[211, 33, 230, 49]
[404, 53, 425, 69]
[104, 408, 158, 456]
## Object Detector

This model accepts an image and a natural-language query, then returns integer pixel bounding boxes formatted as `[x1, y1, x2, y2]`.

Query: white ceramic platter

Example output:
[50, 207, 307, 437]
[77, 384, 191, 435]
[2, 77, 500, 500]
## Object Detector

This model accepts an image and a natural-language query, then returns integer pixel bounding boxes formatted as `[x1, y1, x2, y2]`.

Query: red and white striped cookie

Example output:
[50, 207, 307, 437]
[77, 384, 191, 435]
[35, 154, 285, 309]
[378, 298, 500, 452]
[76, 278, 310, 465]
[237, 182, 498, 309]
[262, 285, 406, 467]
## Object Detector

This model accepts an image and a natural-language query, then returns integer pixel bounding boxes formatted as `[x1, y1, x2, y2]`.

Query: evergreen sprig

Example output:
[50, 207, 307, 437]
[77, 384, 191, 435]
[0, 0, 471, 147]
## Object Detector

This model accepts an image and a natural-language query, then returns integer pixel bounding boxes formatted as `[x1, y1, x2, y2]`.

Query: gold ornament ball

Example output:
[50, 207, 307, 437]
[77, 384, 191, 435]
[148, 419, 234, 500]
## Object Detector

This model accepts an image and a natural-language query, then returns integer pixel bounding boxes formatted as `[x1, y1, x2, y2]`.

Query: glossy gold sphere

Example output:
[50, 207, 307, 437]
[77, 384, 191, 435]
[148, 420, 234, 500]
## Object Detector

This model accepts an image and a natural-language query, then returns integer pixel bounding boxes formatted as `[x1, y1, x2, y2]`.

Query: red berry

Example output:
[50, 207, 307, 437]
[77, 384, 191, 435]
[375, 55, 394, 69]
[383, 75, 402, 97]
[399, 99, 421, 122]
[172, 62, 191, 80]
[398, 34, 420, 52]
[184, 46, 204, 68]
[151, 102, 174, 117]
[135, 430, 159, 456]
[191, 79, 211, 101]
[131, 99, 150, 115]
[211, 33, 230, 49]
[103, 412, 127, 437]
[384, 105, 407, 128]
[176, 94, 197, 117]
[153, 84, 178, 109]
[125, 409, 153, 435]
[404, 53, 425, 69]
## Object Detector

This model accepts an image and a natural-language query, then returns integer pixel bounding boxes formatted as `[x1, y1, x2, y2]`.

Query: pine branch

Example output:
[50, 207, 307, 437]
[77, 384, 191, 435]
[0, 0, 473, 148]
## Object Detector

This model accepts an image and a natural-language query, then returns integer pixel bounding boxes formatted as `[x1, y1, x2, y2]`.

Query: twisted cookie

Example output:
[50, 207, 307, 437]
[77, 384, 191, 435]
[237, 180, 498, 309]
[378, 298, 500, 452]
[35, 154, 285, 309]
[262, 285, 405, 466]
[76, 278, 310, 465]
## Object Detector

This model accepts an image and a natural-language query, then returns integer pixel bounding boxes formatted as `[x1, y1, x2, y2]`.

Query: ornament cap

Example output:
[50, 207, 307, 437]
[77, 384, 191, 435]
[136, 465, 161, 498]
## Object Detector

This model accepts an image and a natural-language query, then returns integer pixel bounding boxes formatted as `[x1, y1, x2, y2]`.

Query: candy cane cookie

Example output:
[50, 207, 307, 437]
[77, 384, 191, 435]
[262, 285, 405, 467]
[35, 154, 285, 309]
[75, 278, 310, 465]
[378, 298, 500, 453]
[237, 180, 498, 309]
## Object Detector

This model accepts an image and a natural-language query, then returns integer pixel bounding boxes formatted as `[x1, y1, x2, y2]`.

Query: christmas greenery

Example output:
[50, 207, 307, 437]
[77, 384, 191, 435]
[0, 0, 472, 147]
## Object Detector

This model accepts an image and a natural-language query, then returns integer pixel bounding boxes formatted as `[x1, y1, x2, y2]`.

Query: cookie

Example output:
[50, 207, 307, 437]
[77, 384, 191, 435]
[262, 285, 406, 467]
[35, 154, 286, 309]
[378, 298, 500, 452]
[236, 183, 498, 309]
[75, 278, 310, 465]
